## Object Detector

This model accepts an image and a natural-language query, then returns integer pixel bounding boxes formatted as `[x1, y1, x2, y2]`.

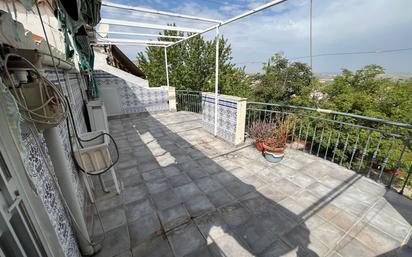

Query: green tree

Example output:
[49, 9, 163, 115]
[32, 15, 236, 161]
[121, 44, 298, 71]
[137, 27, 251, 98]
[253, 53, 313, 103]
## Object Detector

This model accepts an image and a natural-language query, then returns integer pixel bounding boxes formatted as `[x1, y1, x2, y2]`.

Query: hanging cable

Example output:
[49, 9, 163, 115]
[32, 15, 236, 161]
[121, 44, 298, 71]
[3, 53, 68, 127]
[235, 47, 412, 65]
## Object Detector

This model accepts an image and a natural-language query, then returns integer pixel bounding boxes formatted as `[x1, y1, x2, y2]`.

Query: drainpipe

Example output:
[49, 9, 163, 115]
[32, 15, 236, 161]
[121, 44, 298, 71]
[43, 127, 97, 256]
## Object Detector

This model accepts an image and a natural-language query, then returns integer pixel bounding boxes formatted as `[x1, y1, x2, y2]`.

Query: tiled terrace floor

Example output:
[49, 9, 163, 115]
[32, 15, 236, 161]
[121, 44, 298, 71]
[89, 111, 412, 257]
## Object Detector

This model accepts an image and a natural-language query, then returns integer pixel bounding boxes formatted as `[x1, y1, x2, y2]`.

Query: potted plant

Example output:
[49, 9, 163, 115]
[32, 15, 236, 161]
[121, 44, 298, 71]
[262, 117, 294, 163]
[249, 121, 276, 152]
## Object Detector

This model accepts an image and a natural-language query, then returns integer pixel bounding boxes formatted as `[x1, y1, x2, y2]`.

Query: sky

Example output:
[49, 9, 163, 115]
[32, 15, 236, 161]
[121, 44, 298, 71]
[99, 0, 412, 74]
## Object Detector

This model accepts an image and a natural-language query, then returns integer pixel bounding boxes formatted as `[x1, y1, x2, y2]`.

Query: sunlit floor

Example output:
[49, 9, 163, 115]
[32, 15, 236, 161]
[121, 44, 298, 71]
[87, 111, 412, 257]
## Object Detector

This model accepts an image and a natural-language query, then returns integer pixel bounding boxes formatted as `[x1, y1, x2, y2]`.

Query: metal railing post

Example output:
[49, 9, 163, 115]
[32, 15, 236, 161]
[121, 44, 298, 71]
[214, 26, 219, 136]
[164, 47, 170, 90]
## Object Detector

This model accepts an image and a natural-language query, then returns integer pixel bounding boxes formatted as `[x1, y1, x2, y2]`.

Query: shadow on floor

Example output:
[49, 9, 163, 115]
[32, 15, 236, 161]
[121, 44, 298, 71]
[90, 111, 410, 257]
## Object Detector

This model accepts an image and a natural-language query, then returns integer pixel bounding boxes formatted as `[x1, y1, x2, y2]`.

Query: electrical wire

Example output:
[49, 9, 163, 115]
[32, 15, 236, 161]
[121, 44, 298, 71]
[235, 47, 412, 65]
[3, 53, 68, 126]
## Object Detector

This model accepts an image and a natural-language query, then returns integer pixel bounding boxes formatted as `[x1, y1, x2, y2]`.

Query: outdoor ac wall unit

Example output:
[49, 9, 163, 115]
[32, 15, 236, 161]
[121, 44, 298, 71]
[87, 99, 109, 133]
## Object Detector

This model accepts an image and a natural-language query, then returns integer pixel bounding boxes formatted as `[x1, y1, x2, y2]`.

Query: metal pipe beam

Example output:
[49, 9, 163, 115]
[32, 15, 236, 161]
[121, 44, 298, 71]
[98, 31, 186, 39]
[167, 0, 288, 48]
[102, 1, 222, 23]
[214, 27, 219, 137]
[93, 42, 167, 47]
[164, 47, 170, 89]
[100, 18, 202, 33]
[98, 38, 171, 45]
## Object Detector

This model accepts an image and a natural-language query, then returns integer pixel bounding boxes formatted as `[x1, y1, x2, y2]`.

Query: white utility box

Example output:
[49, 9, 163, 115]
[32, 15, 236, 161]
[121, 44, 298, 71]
[87, 99, 109, 133]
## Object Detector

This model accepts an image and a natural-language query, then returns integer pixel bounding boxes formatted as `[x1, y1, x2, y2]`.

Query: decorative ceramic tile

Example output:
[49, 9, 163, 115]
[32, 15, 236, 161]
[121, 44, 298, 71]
[202, 95, 238, 143]
[95, 70, 169, 114]
[22, 131, 81, 257]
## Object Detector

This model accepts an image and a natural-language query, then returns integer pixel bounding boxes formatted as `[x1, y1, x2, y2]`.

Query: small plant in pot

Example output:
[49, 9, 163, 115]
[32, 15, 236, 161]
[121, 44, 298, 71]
[249, 121, 276, 152]
[262, 117, 294, 163]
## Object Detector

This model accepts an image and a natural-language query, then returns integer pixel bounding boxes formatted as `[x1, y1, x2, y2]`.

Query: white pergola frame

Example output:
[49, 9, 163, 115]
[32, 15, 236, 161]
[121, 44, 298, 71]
[98, 0, 288, 136]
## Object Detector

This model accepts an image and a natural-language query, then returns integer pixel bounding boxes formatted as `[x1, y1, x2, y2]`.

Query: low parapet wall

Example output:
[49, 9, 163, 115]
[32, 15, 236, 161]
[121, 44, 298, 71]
[201, 92, 247, 145]
[95, 70, 175, 116]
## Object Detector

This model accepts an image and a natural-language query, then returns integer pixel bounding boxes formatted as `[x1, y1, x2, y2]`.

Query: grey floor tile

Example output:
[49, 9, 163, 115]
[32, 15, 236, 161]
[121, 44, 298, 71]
[142, 168, 165, 181]
[310, 221, 345, 248]
[241, 174, 267, 189]
[218, 202, 252, 229]
[206, 188, 236, 207]
[225, 180, 255, 199]
[114, 250, 132, 257]
[151, 189, 182, 210]
[94, 207, 127, 236]
[186, 167, 209, 180]
[349, 223, 401, 254]
[168, 173, 193, 188]
[232, 215, 280, 254]
[335, 236, 375, 257]
[94, 225, 130, 257]
[174, 183, 202, 202]
[195, 176, 223, 193]
[122, 185, 148, 204]
[129, 212, 163, 248]
[132, 235, 174, 257]
[194, 211, 230, 242]
[158, 203, 191, 231]
[122, 173, 143, 188]
[184, 194, 215, 217]
[183, 246, 215, 257]
[96, 194, 124, 212]
[163, 165, 182, 177]
[329, 210, 359, 232]
[146, 178, 171, 194]
[260, 239, 296, 257]
[271, 178, 302, 196]
[167, 222, 206, 257]
[282, 225, 329, 257]
[125, 198, 156, 223]
[138, 161, 161, 173]
[258, 186, 287, 203]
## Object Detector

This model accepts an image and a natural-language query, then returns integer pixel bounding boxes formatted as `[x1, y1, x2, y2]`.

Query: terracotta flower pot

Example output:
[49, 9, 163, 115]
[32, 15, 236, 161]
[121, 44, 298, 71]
[262, 143, 285, 154]
[256, 139, 265, 152]
[262, 143, 286, 163]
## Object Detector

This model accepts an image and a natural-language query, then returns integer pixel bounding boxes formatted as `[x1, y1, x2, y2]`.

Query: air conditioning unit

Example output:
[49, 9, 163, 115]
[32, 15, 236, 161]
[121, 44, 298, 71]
[87, 99, 109, 133]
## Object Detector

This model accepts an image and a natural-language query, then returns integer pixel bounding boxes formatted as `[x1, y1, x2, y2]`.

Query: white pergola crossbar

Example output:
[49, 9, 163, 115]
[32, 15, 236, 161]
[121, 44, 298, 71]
[98, 38, 171, 45]
[101, 1, 222, 24]
[100, 18, 202, 33]
[167, 0, 288, 48]
[93, 42, 169, 47]
[99, 31, 186, 39]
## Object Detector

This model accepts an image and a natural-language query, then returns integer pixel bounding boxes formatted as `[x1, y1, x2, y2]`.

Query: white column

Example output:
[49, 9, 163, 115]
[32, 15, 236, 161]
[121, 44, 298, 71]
[43, 127, 97, 255]
[214, 27, 219, 136]
[164, 47, 170, 89]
